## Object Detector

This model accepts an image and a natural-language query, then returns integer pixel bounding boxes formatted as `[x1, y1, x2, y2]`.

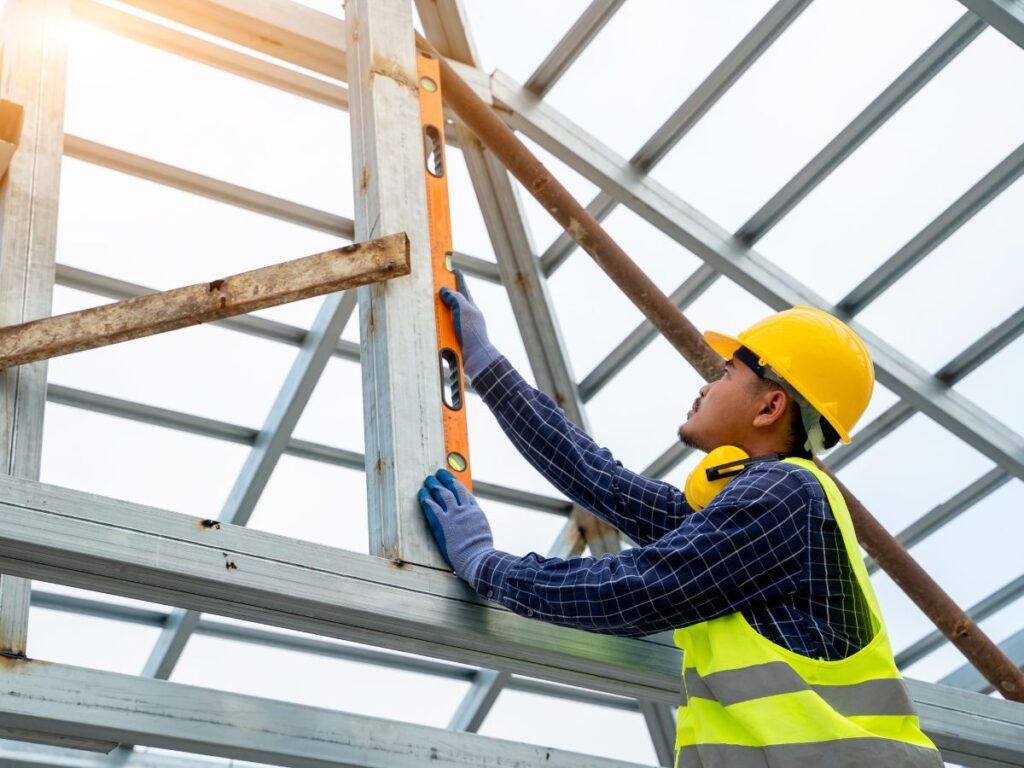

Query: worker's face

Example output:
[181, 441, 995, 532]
[678, 358, 763, 452]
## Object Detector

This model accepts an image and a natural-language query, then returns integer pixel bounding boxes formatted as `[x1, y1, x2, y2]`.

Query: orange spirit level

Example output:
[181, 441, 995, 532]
[417, 51, 472, 490]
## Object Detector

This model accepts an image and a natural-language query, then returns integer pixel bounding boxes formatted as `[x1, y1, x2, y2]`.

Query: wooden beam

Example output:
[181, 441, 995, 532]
[0, 232, 409, 369]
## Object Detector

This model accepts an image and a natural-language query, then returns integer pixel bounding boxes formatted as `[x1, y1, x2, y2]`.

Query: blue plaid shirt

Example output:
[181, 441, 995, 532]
[472, 357, 873, 661]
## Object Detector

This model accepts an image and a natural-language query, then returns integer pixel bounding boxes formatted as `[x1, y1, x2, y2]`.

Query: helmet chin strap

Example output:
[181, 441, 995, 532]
[733, 345, 827, 455]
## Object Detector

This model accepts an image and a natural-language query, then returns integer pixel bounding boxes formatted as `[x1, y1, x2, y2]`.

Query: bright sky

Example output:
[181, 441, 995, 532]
[6, 0, 1024, 765]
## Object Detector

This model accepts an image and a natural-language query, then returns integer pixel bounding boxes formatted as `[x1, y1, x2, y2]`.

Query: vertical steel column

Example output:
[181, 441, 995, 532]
[0, 0, 70, 657]
[417, 0, 620, 560]
[346, 0, 447, 568]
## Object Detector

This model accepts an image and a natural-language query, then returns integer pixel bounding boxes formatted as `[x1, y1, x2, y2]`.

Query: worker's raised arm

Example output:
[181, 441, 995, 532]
[441, 272, 693, 545]
[474, 462, 810, 639]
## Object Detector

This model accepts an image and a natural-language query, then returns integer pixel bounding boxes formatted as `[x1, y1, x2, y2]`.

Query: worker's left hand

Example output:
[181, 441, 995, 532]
[418, 469, 494, 585]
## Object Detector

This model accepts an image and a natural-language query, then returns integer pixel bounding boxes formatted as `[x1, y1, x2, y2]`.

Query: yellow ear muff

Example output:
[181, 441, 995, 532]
[684, 445, 750, 512]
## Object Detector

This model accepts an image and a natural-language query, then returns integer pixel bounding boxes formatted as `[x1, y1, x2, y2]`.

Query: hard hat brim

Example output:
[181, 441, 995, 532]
[703, 331, 743, 362]
[703, 330, 853, 445]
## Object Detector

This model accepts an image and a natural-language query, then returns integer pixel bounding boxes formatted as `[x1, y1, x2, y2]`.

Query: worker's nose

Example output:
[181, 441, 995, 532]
[699, 383, 711, 397]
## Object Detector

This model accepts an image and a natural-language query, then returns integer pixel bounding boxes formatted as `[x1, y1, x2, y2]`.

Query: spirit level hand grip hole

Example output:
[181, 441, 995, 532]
[438, 348, 463, 411]
[424, 125, 445, 178]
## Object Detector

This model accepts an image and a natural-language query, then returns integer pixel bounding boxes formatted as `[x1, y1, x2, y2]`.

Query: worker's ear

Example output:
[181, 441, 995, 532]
[751, 388, 788, 429]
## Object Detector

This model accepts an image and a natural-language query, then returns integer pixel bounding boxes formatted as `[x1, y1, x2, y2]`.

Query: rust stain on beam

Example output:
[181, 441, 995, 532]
[0, 232, 409, 369]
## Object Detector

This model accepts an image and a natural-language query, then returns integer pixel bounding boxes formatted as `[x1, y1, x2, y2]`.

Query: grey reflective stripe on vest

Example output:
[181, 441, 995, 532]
[682, 662, 917, 716]
[676, 738, 944, 768]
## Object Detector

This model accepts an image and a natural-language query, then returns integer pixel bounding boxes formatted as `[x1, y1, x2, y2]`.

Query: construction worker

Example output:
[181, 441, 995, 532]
[418, 272, 942, 767]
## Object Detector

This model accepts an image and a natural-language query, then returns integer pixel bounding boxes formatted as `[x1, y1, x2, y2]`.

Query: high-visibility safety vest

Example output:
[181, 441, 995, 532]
[673, 458, 943, 767]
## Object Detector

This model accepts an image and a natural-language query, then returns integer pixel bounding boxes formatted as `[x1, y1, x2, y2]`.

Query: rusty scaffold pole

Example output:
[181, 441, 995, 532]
[415, 33, 1024, 702]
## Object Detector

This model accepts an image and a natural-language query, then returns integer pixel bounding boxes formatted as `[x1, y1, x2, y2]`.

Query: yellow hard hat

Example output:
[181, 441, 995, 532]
[704, 306, 874, 444]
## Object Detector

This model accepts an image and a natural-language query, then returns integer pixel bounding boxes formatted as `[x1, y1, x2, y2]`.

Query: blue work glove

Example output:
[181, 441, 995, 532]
[417, 468, 494, 585]
[439, 269, 500, 380]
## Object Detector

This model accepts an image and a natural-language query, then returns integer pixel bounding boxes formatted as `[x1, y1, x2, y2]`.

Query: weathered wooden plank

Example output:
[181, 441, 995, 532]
[0, 232, 409, 369]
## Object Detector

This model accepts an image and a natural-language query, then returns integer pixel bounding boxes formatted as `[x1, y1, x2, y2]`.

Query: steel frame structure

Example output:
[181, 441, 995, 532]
[0, 0, 1022, 767]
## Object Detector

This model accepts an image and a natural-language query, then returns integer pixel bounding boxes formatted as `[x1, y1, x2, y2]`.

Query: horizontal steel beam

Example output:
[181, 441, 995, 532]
[117, 0, 349, 81]
[0, 474, 674, 701]
[44, 384, 572, 517]
[72, 0, 349, 109]
[904, 678, 1024, 767]
[62, 137, 500, 284]
[0, 646, 1019, 766]
[0, 741, 212, 768]
[31, 589, 639, 710]
[0, 658, 650, 768]
[64, 134, 355, 238]
[0, 234, 408, 369]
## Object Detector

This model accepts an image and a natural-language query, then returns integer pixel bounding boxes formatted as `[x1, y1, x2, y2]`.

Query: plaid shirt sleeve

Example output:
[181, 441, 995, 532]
[473, 356, 694, 545]
[470, 356, 811, 637]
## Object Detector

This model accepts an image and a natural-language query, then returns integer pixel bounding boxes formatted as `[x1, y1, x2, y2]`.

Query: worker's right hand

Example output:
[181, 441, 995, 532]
[418, 468, 495, 586]
[440, 269, 500, 380]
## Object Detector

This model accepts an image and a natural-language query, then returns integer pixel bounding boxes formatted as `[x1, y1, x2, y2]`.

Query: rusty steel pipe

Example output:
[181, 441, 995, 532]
[414, 36, 723, 383]
[417, 34, 1024, 702]
[821, 467, 1024, 700]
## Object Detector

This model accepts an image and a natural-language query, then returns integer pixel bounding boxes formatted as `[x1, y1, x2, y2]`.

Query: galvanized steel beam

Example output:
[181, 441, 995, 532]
[896, 574, 1024, 670]
[828, 305, 1024, 471]
[44, 384, 571, 517]
[540, 0, 812, 275]
[524, 0, 626, 98]
[956, 0, 1024, 49]
[839, 142, 1024, 315]
[638, 701, 677, 767]
[73, 0, 349, 109]
[942, 630, 1024, 694]
[0, 658, 652, 768]
[579, 264, 718, 402]
[488, 71, 1024, 483]
[141, 290, 360, 680]
[417, 0, 620, 560]
[348, 0, 453, 568]
[32, 588, 644, 711]
[865, 468, 1011, 574]
[447, 669, 509, 732]
[736, 12, 986, 244]
[64, 134, 356, 238]
[0, 0, 70, 658]
[118, 0, 348, 81]
[0, 654, 1019, 767]
[0, 473, 681, 702]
